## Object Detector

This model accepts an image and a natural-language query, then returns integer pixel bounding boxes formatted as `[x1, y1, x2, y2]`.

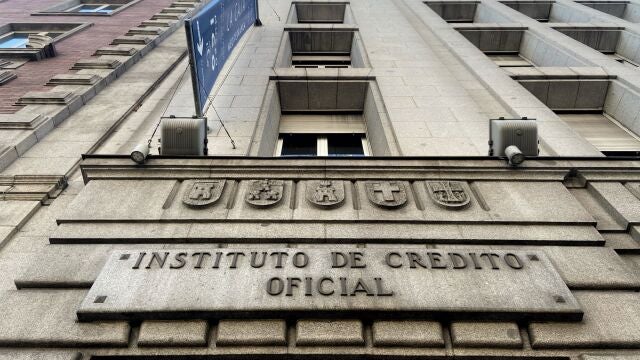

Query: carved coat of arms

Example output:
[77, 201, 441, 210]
[426, 181, 470, 209]
[364, 181, 407, 208]
[182, 180, 225, 207]
[306, 180, 345, 208]
[245, 179, 284, 207]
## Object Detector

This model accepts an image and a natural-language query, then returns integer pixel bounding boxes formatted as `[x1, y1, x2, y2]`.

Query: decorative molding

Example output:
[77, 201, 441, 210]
[0, 70, 17, 86]
[0, 113, 47, 129]
[94, 46, 138, 56]
[71, 58, 121, 70]
[111, 35, 152, 45]
[0, 175, 67, 203]
[46, 73, 102, 86]
[32, 0, 145, 17]
[16, 91, 78, 105]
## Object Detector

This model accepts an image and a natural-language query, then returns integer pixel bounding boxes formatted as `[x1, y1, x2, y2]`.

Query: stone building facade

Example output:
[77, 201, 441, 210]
[0, 0, 639, 359]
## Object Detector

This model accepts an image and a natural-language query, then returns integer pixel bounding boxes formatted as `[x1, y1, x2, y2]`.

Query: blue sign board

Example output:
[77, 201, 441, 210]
[185, 0, 258, 116]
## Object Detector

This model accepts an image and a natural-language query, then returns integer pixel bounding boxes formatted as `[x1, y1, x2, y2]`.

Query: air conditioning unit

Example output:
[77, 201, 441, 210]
[160, 117, 206, 155]
[489, 117, 538, 157]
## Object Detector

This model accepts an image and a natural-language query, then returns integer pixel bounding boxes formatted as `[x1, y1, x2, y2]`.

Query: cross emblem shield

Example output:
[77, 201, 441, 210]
[364, 181, 407, 208]
[245, 179, 284, 207]
[182, 180, 225, 207]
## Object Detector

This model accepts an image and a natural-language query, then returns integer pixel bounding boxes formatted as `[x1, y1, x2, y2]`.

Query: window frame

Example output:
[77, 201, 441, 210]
[66, 3, 120, 13]
[33, 0, 143, 17]
[276, 133, 371, 157]
[0, 23, 91, 58]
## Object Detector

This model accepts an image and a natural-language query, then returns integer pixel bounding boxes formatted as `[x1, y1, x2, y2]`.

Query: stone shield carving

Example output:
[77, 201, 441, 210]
[306, 180, 345, 208]
[426, 181, 470, 209]
[245, 179, 284, 207]
[365, 181, 407, 208]
[182, 180, 225, 207]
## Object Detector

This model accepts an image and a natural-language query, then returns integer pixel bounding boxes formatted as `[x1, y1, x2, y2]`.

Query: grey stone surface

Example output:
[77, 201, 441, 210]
[589, 182, 640, 227]
[0, 290, 129, 346]
[138, 320, 208, 347]
[0, 201, 39, 228]
[529, 292, 640, 348]
[542, 246, 640, 290]
[296, 319, 364, 346]
[0, 352, 80, 360]
[434, 245, 640, 290]
[217, 319, 287, 346]
[61, 180, 175, 221]
[450, 322, 522, 348]
[78, 249, 581, 321]
[372, 320, 444, 347]
[473, 181, 594, 223]
[4, 0, 640, 357]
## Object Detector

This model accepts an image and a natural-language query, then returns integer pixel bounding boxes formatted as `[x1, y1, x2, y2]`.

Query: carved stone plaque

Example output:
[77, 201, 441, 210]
[182, 180, 225, 207]
[245, 180, 284, 207]
[306, 180, 345, 208]
[365, 181, 407, 208]
[426, 181, 470, 209]
[77, 248, 582, 322]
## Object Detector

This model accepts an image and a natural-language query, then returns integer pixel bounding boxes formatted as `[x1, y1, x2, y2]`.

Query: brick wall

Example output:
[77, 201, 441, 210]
[0, 0, 175, 113]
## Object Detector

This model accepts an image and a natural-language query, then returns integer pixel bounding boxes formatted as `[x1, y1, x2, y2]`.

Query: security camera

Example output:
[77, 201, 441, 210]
[130, 143, 150, 164]
[489, 117, 538, 166]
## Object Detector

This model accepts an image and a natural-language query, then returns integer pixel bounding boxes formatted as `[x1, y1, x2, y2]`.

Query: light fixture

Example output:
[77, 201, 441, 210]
[130, 143, 150, 164]
[489, 117, 538, 167]
[505, 145, 525, 166]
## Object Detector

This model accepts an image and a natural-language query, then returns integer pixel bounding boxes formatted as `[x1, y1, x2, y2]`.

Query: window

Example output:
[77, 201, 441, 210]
[558, 113, 640, 155]
[285, 30, 356, 68]
[0, 23, 89, 60]
[292, 55, 351, 68]
[278, 133, 369, 156]
[0, 34, 28, 49]
[293, 3, 347, 24]
[0, 32, 62, 49]
[275, 114, 371, 157]
[34, 0, 142, 16]
[68, 4, 121, 13]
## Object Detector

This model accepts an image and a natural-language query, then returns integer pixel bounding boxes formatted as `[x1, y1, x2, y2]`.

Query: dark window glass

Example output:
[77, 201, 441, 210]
[602, 150, 640, 157]
[327, 134, 364, 156]
[280, 134, 317, 156]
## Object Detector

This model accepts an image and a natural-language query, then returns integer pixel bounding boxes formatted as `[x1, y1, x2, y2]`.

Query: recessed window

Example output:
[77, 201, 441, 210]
[293, 3, 347, 24]
[278, 29, 368, 68]
[34, 0, 142, 16]
[0, 34, 28, 49]
[0, 23, 90, 59]
[558, 113, 640, 155]
[276, 114, 371, 157]
[69, 4, 121, 13]
[292, 54, 351, 68]
[278, 133, 369, 156]
[0, 32, 62, 49]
